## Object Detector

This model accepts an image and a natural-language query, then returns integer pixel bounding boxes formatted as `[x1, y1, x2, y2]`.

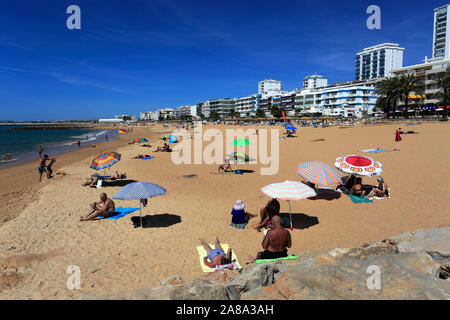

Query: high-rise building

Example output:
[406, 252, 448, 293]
[303, 75, 328, 89]
[258, 79, 282, 97]
[433, 4, 450, 59]
[355, 43, 404, 80]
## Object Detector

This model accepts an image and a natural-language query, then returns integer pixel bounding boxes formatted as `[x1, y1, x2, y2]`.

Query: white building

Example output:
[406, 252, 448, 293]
[175, 105, 199, 119]
[303, 75, 328, 89]
[258, 79, 282, 97]
[235, 94, 261, 117]
[433, 4, 450, 59]
[140, 111, 160, 121]
[158, 108, 175, 120]
[356, 43, 404, 80]
[392, 57, 450, 107]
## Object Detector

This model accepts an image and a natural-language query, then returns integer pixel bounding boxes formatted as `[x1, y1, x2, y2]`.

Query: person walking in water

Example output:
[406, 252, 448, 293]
[38, 146, 43, 157]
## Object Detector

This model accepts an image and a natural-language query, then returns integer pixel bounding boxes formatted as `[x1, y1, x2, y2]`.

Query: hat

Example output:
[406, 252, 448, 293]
[233, 200, 245, 211]
[377, 177, 384, 182]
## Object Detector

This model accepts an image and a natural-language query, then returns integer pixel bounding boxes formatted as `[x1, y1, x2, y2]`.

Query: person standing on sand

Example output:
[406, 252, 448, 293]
[249, 216, 292, 262]
[80, 193, 115, 221]
[38, 154, 54, 183]
[38, 146, 43, 157]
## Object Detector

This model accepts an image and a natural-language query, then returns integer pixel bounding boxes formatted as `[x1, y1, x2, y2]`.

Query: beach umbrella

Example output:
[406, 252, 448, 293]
[137, 138, 149, 143]
[335, 155, 383, 177]
[297, 161, 342, 187]
[226, 152, 250, 162]
[232, 139, 251, 146]
[286, 126, 297, 131]
[282, 123, 292, 127]
[261, 181, 316, 230]
[90, 152, 121, 171]
[112, 182, 166, 228]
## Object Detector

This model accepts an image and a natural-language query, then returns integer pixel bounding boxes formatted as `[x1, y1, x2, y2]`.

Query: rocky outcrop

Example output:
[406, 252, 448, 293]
[83, 227, 450, 300]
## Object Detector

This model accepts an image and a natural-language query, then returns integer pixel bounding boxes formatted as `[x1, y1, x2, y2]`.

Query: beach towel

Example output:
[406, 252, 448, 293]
[255, 255, 299, 264]
[141, 156, 154, 160]
[98, 207, 140, 220]
[360, 149, 391, 154]
[229, 222, 248, 230]
[196, 245, 241, 273]
[348, 194, 373, 204]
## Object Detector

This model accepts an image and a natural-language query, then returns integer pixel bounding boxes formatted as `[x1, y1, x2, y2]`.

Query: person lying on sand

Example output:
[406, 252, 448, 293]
[80, 193, 115, 221]
[155, 143, 171, 152]
[128, 141, 136, 145]
[111, 171, 126, 180]
[132, 154, 151, 159]
[310, 139, 325, 142]
[141, 144, 152, 148]
[337, 174, 356, 194]
[200, 237, 232, 268]
[248, 216, 292, 262]
[254, 198, 281, 231]
[367, 177, 389, 199]
[82, 174, 99, 187]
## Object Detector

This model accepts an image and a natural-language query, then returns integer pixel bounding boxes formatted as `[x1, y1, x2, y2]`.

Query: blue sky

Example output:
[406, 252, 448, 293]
[0, 0, 447, 120]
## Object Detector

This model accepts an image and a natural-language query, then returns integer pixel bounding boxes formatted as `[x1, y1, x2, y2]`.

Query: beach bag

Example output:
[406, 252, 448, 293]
[96, 179, 104, 189]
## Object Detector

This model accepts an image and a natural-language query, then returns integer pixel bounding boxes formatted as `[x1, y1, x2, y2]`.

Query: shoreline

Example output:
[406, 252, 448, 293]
[0, 125, 163, 227]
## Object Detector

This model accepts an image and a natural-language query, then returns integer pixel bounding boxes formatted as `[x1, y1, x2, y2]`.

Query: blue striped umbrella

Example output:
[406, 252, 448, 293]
[113, 182, 166, 228]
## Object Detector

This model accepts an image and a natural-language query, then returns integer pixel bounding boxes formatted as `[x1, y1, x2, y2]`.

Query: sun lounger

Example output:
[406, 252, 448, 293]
[254, 255, 299, 264]
[196, 245, 241, 273]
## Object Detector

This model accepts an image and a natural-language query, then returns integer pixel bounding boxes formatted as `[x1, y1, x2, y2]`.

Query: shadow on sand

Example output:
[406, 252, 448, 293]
[131, 213, 182, 228]
[104, 179, 137, 187]
[308, 188, 341, 201]
[279, 212, 319, 230]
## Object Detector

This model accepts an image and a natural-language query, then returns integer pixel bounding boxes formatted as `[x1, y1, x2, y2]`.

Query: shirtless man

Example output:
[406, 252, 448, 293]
[249, 216, 292, 262]
[350, 177, 366, 197]
[200, 237, 232, 269]
[254, 198, 281, 231]
[80, 193, 116, 221]
[38, 154, 53, 183]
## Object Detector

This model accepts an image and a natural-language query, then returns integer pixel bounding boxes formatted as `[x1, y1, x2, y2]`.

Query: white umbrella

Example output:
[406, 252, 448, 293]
[261, 181, 316, 230]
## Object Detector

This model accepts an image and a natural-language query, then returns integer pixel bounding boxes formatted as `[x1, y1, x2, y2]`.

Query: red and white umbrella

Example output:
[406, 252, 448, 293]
[297, 161, 342, 187]
[335, 155, 383, 177]
[261, 181, 316, 230]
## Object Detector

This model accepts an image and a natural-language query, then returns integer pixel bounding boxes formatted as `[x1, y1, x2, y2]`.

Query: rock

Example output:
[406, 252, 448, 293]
[226, 263, 279, 300]
[160, 275, 184, 286]
[392, 227, 450, 262]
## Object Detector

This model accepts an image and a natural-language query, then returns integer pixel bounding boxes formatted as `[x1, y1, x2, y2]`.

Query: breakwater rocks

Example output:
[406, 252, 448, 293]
[84, 227, 450, 300]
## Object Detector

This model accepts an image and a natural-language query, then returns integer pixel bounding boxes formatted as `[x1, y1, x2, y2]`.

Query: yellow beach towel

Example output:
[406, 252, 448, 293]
[196, 245, 241, 273]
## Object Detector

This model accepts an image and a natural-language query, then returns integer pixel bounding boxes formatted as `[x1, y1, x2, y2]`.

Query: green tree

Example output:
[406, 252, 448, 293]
[376, 77, 401, 119]
[209, 111, 220, 121]
[270, 106, 282, 118]
[398, 74, 425, 119]
[436, 71, 450, 118]
[255, 109, 266, 118]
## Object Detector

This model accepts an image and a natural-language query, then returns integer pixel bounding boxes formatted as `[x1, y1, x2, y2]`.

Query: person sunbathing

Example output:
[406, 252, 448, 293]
[111, 171, 126, 180]
[337, 174, 356, 194]
[255, 198, 281, 231]
[132, 154, 151, 159]
[367, 177, 389, 199]
[80, 193, 115, 221]
[155, 143, 170, 152]
[213, 160, 232, 174]
[350, 177, 366, 197]
[200, 237, 232, 269]
[82, 174, 99, 187]
[249, 216, 292, 262]
[141, 144, 152, 148]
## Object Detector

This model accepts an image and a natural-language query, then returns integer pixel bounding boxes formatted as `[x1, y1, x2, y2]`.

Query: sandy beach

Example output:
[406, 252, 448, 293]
[0, 121, 448, 299]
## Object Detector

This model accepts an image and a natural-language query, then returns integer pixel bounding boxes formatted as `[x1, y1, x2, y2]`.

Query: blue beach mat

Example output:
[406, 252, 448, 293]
[141, 156, 155, 160]
[98, 207, 140, 220]
[348, 194, 373, 204]
[360, 149, 391, 154]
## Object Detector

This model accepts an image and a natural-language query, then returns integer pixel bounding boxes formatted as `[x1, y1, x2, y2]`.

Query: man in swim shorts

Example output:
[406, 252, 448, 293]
[249, 216, 292, 262]
[200, 237, 232, 268]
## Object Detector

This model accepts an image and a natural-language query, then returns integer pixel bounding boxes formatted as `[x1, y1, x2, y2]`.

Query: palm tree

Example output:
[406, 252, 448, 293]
[376, 77, 400, 119]
[255, 109, 266, 118]
[436, 71, 450, 118]
[398, 74, 425, 119]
